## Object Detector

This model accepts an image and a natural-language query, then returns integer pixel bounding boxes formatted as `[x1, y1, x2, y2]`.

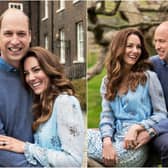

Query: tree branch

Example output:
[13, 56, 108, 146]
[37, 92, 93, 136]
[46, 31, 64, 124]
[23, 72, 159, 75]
[95, 1, 121, 16]
[88, 21, 161, 31]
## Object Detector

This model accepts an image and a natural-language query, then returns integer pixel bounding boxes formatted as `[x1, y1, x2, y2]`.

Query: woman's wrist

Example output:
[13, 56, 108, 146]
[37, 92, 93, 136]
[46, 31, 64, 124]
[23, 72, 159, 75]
[22, 142, 26, 153]
[131, 124, 144, 132]
[103, 137, 112, 145]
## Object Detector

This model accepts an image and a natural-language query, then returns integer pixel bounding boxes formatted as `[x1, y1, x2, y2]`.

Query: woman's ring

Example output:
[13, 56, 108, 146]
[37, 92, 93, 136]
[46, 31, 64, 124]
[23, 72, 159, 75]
[0, 141, 8, 146]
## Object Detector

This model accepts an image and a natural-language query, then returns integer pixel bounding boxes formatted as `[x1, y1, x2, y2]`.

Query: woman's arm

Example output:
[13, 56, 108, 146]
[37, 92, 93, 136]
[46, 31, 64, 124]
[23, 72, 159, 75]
[99, 77, 118, 165]
[99, 76, 115, 140]
[139, 71, 167, 130]
[102, 137, 118, 166]
[124, 71, 168, 149]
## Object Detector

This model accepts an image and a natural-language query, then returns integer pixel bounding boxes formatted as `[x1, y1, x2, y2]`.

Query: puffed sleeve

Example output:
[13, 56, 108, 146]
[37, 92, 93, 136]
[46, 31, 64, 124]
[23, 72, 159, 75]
[139, 70, 167, 129]
[24, 94, 85, 167]
[99, 76, 115, 140]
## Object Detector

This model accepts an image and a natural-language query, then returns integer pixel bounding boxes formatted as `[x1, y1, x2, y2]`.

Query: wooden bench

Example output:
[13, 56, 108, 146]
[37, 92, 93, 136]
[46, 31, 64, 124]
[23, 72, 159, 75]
[88, 151, 161, 167]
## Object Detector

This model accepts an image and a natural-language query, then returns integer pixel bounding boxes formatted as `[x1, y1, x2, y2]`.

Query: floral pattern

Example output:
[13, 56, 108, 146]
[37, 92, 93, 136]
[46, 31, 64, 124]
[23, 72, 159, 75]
[24, 94, 85, 167]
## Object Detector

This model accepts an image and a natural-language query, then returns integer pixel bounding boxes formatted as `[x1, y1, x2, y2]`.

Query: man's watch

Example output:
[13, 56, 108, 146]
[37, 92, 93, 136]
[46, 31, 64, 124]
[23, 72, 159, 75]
[147, 128, 157, 139]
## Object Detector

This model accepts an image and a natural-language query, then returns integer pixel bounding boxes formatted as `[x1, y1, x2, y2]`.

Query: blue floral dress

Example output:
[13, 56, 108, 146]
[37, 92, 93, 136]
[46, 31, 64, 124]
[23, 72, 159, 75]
[24, 93, 85, 167]
[88, 70, 167, 167]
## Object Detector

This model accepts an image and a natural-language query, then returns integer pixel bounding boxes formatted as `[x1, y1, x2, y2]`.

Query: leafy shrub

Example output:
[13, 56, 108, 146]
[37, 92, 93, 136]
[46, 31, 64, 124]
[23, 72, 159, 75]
[72, 78, 86, 111]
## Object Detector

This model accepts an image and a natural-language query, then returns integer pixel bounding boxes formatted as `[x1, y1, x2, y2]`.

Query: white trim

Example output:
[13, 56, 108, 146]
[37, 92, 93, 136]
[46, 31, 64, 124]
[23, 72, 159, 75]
[59, 30, 66, 64]
[73, 60, 84, 64]
[73, 0, 80, 4]
[56, 8, 64, 13]
[42, 0, 48, 21]
[8, 2, 23, 11]
[42, 17, 48, 21]
[76, 22, 85, 63]
[44, 35, 49, 50]
[56, 0, 65, 13]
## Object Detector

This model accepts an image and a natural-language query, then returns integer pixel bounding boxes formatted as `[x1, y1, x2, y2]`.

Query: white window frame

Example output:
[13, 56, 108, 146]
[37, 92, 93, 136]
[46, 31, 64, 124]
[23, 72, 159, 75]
[74, 22, 84, 63]
[56, 0, 65, 13]
[42, 0, 48, 21]
[44, 35, 48, 50]
[59, 29, 66, 64]
[73, 0, 80, 4]
[8, 3, 23, 11]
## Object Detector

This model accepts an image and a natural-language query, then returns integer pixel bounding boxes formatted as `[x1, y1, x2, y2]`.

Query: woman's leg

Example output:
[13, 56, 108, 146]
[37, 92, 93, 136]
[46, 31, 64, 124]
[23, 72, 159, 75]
[87, 129, 103, 163]
[87, 129, 148, 167]
[114, 141, 148, 167]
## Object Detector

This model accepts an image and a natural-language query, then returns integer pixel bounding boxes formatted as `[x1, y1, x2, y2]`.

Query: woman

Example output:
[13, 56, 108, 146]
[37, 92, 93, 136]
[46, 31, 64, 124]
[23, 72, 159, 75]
[88, 28, 167, 167]
[0, 47, 84, 167]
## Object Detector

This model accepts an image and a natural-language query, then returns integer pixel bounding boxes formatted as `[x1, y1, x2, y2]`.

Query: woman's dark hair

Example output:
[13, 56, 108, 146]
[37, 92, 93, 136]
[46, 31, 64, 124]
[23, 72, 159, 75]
[105, 28, 152, 100]
[20, 46, 75, 131]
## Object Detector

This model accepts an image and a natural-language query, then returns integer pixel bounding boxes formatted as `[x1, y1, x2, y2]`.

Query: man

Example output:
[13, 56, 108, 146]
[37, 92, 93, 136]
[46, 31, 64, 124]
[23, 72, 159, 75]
[0, 8, 41, 166]
[137, 21, 168, 167]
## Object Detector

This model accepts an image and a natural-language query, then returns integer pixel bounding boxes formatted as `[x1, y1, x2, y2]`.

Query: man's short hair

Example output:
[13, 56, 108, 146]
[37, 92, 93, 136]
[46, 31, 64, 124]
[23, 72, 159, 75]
[0, 8, 31, 30]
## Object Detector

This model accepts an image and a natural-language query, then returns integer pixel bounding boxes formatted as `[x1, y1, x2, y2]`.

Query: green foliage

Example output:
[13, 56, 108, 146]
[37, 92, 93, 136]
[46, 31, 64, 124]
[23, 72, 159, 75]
[105, 1, 115, 11]
[88, 42, 106, 128]
[72, 78, 86, 111]
[88, 69, 106, 128]
[88, 52, 98, 68]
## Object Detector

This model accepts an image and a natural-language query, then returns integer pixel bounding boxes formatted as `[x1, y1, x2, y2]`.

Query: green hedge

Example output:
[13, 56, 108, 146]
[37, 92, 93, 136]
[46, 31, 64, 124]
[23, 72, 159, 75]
[72, 78, 86, 111]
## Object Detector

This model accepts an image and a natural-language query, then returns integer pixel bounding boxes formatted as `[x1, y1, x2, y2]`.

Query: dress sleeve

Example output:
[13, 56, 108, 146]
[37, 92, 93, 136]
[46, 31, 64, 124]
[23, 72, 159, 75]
[24, 95, 85, 167]
[139, 71, 167, 129]
[99, 76, 115, 140]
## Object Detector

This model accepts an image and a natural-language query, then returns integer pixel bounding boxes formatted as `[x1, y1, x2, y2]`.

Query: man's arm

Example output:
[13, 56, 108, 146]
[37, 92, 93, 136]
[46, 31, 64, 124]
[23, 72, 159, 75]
[0, 150, 39, 167]
[135, 119, 168, 149]
[136, 131, 150, 149]
[0, 119, 42, 167]
[135, 128, 157, 149]
[152, 119, 168, 135]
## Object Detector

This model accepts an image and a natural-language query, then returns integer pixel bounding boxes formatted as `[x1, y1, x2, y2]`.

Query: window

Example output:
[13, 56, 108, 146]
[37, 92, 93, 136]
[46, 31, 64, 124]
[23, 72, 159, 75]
[75, 22, 84, 63]
[8, 3, 23, 11]
[73, 0, 80, 4]
[44, 35, 48, 49]
[56, 0, 65, 12]
[59, 29, 65, 64]
[42, 0, 48, 21]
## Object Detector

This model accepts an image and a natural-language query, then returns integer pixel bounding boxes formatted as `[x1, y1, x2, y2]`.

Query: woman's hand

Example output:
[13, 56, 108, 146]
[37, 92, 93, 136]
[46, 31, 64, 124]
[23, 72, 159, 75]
[0, 135, 25, 153]
[124, 124, 144, 150]
[102, 137, 118, 166]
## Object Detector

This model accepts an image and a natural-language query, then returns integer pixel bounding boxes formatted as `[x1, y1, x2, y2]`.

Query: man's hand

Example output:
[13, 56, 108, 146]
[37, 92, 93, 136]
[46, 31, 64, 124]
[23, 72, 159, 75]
[124, 124, 143, 149]
[135, 130, 150, 149]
